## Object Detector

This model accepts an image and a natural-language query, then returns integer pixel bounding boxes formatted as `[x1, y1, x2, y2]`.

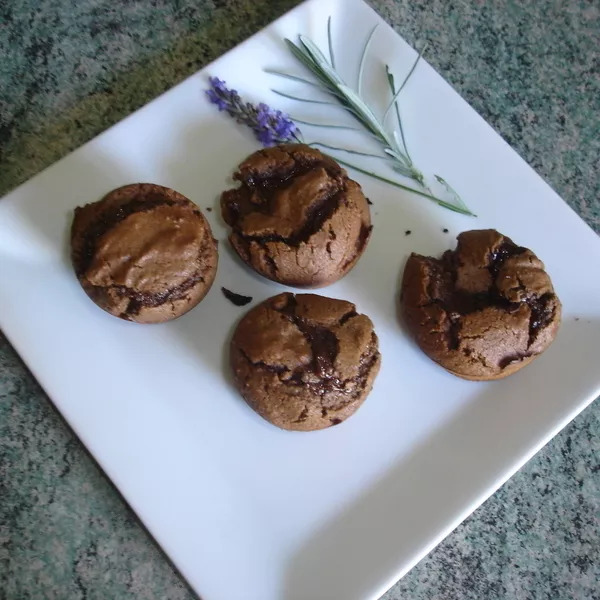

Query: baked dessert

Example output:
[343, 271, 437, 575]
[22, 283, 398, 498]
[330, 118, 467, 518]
[220, 144, 372, 288]
[230, 292, 381, 431]
[400, 229, 561, 380]
[71, 183, 218, 323]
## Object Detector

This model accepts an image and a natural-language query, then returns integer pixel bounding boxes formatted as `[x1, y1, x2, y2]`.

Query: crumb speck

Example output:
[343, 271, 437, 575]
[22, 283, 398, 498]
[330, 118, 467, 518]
[206, 207, 213, 212]
[443, 228, 449, 233]
[574, 317, 580, 321]
[221, 287, 252, 307]
[366, 198, 373, 205]
[405, 230, 411, 236]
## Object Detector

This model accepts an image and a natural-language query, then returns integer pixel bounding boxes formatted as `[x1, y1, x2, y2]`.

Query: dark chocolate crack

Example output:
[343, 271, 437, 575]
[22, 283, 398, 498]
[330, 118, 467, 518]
[339, 310, 358, 326]
[238, 294, 378, 400]
[97, 274, 204, 318]
[284, 322, 378, 402]
[239, 148, 343, 192]
[404, 231, 561, 376]
[528, 293, 556, 346]
[228, 185, 344, 248]
[294, 406, 310, 424]
[316, 337, 380, 412]
[237, 348, 291, 376]
[487, 240, 527, 278]
[424, 238, 556, 355]
[342, 223, 373, 270]
[277, 294, 340, 380]
[222, 145, 349, 249]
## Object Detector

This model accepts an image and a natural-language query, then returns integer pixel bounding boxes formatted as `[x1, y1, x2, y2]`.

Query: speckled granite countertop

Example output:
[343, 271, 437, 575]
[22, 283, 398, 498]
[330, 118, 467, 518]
[1, 1, 599, 599]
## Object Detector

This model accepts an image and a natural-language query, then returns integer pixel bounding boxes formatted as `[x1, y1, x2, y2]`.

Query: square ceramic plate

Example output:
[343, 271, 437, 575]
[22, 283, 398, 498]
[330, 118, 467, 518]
[1, 0, 599, 598]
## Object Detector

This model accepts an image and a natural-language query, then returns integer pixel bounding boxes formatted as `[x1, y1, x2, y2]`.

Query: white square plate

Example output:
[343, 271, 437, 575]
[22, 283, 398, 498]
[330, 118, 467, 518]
[1, 0, 599, 598]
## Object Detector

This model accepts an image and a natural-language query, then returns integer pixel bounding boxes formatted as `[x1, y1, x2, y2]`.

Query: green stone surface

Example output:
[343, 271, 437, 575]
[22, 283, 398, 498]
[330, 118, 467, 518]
[1, 1, 598, 599]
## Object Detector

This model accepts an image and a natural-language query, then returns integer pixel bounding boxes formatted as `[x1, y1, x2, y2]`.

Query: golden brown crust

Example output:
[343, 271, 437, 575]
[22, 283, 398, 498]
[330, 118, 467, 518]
[400, 229, 561, 380]
[71, 183, 218, 323]
[220, 144, 372, 288]
[230, 293, 381, 431]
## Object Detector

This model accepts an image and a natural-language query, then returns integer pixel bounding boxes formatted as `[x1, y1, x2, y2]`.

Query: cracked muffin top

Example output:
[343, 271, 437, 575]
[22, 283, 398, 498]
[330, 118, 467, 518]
[220, 144, 372, 288]
[400, 229, 561, 380]
[230, 293, 381, 431]
[71, 183, 218, 323]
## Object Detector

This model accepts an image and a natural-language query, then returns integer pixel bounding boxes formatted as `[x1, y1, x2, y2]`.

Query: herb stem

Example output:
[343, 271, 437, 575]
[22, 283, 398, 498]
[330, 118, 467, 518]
[271, 89, 337, 105]
[383, 44, 427, 122]
[358, 25, 378, 97]
[308, 141, 390, 160]
[327, 16, 336, 68]
[331, 156, 476, 216]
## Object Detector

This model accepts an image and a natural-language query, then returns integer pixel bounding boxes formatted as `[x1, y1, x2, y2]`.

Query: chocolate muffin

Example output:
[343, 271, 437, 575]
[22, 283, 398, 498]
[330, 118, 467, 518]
[220, 144, 372, 288]
[71, 183, 218, 323]
[400, 229, 561, 381]
[230, 293, 381, 431]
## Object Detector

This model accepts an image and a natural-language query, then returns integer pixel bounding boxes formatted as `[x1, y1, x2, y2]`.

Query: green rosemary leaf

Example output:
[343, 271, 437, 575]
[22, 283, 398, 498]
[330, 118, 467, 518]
[285, 37, 385, 135]
[327, 16, 335, 69]
[337, 84, 389, 140]
[385, 66, 395, 91]
[291, 117, 363, 131]
[292, 118, 384, 143]
[283, 40, 347, 102]
[383, 147, 409, 165]
[284, 39, 331, 87]
[385, 65, 412, 163]
[383, 44, 427, 121]
[271, 89, 337, 105]
[390, 162, 418, 179]
[264, 69, 324, 88]
[299, 35, 343, 84]
[358, 25, 378, 97]
[392, 131, 405, 157]
[309, 141, 388, 159]
[434, 175, 473, 214]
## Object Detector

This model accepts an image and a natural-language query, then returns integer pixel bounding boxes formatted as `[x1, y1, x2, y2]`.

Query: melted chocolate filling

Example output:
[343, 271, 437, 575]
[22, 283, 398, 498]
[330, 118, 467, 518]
[426, 239, 556, 352]
[111, 275, 204, 317]
[223, 153, 348, 248]
[257, 295, 380, 398]
[279, 295, 339, 379]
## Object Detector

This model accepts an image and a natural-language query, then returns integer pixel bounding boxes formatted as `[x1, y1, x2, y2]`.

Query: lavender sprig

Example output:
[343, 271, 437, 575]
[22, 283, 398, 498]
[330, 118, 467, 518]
[205, 77, 474, 215]
[206, 77, 301, 146]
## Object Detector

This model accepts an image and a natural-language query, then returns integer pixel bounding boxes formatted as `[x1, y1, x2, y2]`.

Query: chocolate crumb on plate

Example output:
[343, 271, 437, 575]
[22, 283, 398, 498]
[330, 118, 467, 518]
[222, 287, 253, 307]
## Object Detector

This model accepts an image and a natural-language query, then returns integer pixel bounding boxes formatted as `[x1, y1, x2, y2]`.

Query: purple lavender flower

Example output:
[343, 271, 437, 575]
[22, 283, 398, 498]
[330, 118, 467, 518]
[205, 77, 301, 147]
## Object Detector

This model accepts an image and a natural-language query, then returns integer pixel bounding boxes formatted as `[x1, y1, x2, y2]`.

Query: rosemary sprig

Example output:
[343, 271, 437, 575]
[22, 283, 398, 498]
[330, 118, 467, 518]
[266, 19, 475, 216]
[279, 28, 424, 183]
